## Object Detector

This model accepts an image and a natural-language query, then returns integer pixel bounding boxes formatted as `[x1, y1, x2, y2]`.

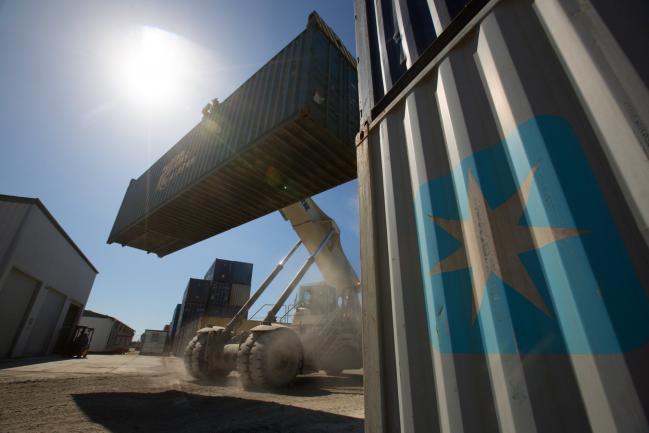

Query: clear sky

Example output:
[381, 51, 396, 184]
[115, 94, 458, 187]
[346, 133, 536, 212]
[0, 0, 359, 339]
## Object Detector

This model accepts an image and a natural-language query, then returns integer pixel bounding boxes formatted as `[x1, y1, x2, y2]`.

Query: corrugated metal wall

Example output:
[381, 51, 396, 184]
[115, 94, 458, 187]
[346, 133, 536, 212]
[354, 0, 649, 432]
[229, 283, 251, 307]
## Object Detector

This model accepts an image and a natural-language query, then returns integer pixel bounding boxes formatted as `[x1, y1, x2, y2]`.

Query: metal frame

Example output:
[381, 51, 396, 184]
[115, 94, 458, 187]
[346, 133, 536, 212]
[225, 240, 302, 333]
[355, 3, 498, 431]
[263, 230, 334, 323]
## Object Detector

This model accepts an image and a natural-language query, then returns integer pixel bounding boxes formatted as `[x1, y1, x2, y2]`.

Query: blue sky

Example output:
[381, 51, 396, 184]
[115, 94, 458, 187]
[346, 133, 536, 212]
[0, 0, 359, 339]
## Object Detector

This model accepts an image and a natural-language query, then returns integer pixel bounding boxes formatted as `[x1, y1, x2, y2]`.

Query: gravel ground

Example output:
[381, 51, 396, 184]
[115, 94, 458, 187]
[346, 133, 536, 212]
[0, 354, 363, 433]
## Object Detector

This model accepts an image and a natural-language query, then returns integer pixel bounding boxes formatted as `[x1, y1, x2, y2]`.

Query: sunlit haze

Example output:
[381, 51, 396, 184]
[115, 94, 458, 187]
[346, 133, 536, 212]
[120, 26, 194, 107]
[0, 1, 357, 339]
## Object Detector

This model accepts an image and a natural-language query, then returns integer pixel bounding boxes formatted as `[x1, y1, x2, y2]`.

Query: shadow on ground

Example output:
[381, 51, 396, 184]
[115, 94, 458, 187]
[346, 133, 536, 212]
[73, 390, 363, 433]
[0, 356, 67, 370]
[274, 373, 364, 397]
[189, 372, 363, 397]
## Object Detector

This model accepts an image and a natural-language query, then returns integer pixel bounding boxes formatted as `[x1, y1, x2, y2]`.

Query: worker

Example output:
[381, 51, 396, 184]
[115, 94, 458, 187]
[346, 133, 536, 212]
[201, 98, 220, 117]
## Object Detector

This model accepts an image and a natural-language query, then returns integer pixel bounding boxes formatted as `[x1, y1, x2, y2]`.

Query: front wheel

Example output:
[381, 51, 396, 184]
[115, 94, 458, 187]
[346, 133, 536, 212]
[184, 329, 230, 380]
[237, 329, 303, 389]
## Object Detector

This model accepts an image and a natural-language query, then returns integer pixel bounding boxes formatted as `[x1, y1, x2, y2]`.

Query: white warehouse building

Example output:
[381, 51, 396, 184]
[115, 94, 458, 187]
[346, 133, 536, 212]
[79, 310, 134, 353]
[0, 194, 98, 358]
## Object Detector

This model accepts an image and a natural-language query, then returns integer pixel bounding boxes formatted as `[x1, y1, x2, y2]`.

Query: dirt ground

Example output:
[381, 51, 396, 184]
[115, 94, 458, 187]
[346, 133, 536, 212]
[0, 353, 363, 433]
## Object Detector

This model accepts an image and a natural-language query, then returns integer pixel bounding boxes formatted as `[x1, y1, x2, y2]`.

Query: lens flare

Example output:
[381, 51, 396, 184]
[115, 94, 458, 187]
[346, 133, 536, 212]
[121, 26, 187, 107]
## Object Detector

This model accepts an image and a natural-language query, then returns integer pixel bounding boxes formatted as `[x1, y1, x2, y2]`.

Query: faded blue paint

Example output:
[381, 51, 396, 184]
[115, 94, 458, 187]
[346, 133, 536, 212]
[415, 116, 649, 354]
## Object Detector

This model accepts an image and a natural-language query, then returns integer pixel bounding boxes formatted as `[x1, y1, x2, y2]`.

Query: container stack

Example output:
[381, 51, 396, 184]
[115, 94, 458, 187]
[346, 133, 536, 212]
[168, 304, 181, 341]
[204, 258, 253, 317]
[172, 259, 253, 355]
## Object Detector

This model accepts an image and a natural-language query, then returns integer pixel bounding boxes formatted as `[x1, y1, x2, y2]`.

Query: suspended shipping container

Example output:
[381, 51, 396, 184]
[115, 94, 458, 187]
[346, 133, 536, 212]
[354, 0, 649, 432]
[108, 12, 358, 257]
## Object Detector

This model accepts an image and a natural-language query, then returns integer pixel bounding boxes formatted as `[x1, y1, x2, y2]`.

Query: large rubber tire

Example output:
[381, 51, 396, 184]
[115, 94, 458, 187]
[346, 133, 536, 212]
[185, 330, 230, 380]
[183, 335, 199, 378]
[236, 333, 255, 389]
[236, 329, 303, 389]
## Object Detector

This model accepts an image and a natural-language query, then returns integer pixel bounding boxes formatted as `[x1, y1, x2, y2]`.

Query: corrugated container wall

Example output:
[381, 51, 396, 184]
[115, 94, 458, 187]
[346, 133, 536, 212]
[229, 283, 251, 307]
[183, 279, 211, 306]
[354, 0, 649, 432]
[108, 12, 358, 257]
[169, 304, 181, 338]
[141, 330, 167, 355]
[204, 258, 253, 285]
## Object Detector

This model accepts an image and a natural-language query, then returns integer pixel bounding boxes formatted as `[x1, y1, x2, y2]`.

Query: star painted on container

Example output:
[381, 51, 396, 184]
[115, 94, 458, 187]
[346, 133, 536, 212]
[430, 165, 586, 319]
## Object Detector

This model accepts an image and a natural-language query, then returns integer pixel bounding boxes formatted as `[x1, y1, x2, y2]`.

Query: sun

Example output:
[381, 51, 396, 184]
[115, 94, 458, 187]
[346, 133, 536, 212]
[121, 27, 187, 107]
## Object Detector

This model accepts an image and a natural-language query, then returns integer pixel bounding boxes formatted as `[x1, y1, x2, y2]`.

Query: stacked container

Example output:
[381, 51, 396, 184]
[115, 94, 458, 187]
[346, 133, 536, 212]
[204, 258, 253, 316]
[168, 304, 181, 340]
[172, 259, 254, 355]
[171, 279, 209, 355]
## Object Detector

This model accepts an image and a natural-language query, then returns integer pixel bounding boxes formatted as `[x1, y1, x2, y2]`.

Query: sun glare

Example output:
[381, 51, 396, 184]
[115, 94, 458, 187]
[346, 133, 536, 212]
[121, 27, 188, 107]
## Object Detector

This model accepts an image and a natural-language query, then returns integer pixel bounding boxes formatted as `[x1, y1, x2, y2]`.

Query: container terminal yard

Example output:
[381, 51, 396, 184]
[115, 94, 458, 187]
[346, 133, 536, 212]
[1, 1, 648, 433]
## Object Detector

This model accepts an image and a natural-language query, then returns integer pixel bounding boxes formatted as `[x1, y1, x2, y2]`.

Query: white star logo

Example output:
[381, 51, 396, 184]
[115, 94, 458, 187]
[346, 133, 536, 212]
[430, 166, 587, 319]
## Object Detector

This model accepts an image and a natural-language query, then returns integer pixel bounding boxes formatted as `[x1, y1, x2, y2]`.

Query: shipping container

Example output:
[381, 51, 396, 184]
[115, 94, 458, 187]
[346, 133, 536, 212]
[204, 258, 230, 282]
[107, 12, 358, 257]
[205, 258, 254, 284]
[205, 304, 240, 318]
[230, 262, 253, 285]
[208, 281, 231, 305]
[183, 278, 211, 305]
[171, 316, 200, 356]
[172, 315, 260, 356]
[179, 302, 205, 328]
[140, 330, 167, 355]
[354, 0, 649, 432]
[228, 283, 251, 307]
[169, 304, 181, 338]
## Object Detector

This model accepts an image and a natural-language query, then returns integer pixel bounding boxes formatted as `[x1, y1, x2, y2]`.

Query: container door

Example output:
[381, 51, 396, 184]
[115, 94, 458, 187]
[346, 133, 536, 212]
[212, 260, 233, 282]
[231, 262, 253, 285]
[185, 279, 210, 304]
[229, 283, 251, 307]
[209, 282, 231, 306]
[0, 269, 39, 358]
[24, 288, 65, 356]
